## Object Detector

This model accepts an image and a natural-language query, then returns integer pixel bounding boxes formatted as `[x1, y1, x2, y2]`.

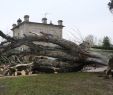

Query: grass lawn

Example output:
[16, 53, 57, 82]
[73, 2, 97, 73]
[0, 72, 113, 95]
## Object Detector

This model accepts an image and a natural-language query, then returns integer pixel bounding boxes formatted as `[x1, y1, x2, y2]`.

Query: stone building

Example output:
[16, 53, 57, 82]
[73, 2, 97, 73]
[11, 15, 64, 51]
[11, 15, 64, 39]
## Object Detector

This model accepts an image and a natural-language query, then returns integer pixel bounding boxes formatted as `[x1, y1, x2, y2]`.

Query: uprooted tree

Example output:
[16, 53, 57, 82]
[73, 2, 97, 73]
[0, 30, 108, 75]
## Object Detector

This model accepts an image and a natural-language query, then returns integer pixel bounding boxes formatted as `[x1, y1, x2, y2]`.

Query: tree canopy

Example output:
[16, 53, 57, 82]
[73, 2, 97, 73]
[102, 36, 111, 49]
[108, 0, 113, 11]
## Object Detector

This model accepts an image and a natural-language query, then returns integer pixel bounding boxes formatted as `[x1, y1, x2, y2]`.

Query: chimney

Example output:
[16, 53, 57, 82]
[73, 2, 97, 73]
[12, 24, 16, 28]
[50, 20, 53, 25]
[24, 15, 29, 22]
[17, 18, 22, 25]
[42, 17, 47, 24]
[58, 20, 63, 26]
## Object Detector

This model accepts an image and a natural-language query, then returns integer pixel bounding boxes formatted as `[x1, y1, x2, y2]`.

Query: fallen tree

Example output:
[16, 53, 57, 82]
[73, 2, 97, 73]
[0, 30, 108, 75]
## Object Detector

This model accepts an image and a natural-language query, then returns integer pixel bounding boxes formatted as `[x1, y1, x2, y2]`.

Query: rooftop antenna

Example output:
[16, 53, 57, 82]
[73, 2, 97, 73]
[44, 13, 49, 18]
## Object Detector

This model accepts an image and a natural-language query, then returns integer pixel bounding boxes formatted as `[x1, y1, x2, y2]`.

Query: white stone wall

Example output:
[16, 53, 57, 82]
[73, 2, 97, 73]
[13, 24, 25, 38]
[13, 23, 62, 39]
[24, 23, 62, 39]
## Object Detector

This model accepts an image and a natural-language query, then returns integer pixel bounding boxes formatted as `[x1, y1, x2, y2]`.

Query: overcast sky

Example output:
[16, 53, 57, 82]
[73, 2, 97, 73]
[0, 0, 112, 44]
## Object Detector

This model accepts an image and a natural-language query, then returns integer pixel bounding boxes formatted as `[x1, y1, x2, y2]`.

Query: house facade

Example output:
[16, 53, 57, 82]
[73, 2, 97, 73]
[11, 15, 64, 39]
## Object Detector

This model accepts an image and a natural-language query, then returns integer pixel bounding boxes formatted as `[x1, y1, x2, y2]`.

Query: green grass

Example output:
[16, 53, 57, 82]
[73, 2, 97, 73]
[0, 72, 113, 95]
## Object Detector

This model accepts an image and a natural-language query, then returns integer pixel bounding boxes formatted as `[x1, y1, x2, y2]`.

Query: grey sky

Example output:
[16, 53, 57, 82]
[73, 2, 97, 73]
[0, 0, 112, 43]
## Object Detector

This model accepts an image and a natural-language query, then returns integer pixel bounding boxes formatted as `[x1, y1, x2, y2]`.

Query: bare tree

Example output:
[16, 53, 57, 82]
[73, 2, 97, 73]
[84, 35, 94, 48]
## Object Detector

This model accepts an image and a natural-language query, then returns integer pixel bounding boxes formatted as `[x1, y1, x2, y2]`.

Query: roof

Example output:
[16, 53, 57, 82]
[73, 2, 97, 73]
[11, 21, 64, 30]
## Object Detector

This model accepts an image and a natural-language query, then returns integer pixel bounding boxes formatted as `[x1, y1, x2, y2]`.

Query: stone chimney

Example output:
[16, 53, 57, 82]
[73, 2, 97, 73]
[17, 18, 22, 25]
[24, 15, 29, 22]
[12, 24, 16, 28]
[50, 20, 53, 25]
[42, 17, 47, 24]
[58, 20, 63, 26]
